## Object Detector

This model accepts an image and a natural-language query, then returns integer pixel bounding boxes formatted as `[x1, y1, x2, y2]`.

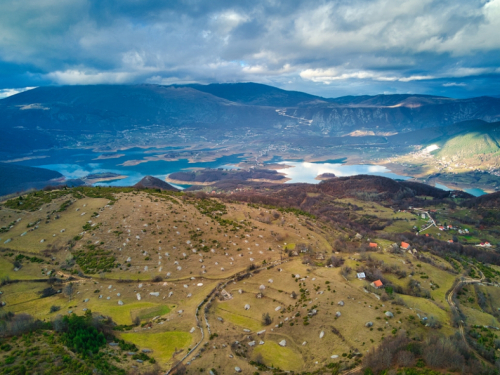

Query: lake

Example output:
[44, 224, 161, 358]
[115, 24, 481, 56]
[434, 183, 486, 197]
[13, 147, 246, 188]
[11, 148, 488, 196]
[274, 161, 410, 184]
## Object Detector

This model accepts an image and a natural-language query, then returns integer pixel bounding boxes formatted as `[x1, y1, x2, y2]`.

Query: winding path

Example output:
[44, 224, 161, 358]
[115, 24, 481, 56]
[165, 259, 289, 374]
[445, 264, 493, 366]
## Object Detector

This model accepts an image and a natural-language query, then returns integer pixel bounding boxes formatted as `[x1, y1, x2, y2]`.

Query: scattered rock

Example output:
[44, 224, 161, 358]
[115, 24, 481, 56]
[385, 311, 394, 318]
[319, 331, 325, 339]
[235, 367, 242, 373]
[118, 300, 124, 305]
[279, 339, 287, 347]
[365, 322, 373, 327]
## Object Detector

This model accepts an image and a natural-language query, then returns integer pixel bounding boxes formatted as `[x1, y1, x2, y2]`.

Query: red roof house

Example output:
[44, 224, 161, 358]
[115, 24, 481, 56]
[401, 242, 410, 250]
[371, 280, 383, 288]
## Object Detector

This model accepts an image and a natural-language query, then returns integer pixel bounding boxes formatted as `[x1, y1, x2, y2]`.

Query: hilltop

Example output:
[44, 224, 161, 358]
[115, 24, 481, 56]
[1, 179, 500, 374]
[133, 175, 179, 191]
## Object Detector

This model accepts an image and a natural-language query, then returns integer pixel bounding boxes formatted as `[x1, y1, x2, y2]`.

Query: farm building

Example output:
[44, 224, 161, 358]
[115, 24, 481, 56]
[371, 280, 383, 289]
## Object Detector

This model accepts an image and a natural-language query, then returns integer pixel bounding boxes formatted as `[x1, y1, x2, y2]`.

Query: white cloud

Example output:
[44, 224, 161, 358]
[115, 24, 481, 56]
[300, 68, 437, 84]
[44, 70, 138, 85]
[443, 82, 466, 87]
[0, 0, 499, 95]
[0, 87, 37, 99]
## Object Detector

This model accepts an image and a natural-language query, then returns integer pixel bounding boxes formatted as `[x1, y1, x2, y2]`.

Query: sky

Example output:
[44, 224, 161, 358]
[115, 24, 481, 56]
[0, 0, 499, 99]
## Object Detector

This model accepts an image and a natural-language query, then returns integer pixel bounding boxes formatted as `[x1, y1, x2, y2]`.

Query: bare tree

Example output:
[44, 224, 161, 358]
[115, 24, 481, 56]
[64, 282, 74, 302]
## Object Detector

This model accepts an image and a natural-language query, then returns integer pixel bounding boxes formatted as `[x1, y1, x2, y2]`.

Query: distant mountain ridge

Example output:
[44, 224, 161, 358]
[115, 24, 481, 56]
[1, 83, 500, 158]
[0, 163, 63, 197]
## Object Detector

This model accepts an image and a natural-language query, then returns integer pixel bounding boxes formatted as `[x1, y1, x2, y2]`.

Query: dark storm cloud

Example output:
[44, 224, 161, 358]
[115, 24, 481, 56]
[0, 0, 499, 97]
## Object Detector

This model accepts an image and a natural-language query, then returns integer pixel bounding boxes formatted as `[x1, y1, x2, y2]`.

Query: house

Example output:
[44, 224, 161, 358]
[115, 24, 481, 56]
[478, 242, 492, 248]
[438, 226, 445, 231]
[401, 242, 410, 250]
[448, 240, 454, 243]
[357, 272, 366, 280]
[369, 243, 378, 248]
[371, 280, 383, 289]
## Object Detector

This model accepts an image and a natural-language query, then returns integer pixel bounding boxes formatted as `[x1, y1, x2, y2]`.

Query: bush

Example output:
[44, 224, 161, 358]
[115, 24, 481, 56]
[50, 305, 61, 313]
[262, 312, 272, 326]
[395, 350, 416, 367]
[40, 287, 57, 298]
[327, 255, 345, 267]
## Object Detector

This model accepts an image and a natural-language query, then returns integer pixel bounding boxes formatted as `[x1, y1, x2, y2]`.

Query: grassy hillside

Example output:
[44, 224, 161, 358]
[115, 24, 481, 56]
[1, 183, 500, 374]
[436, 128, 500, 159]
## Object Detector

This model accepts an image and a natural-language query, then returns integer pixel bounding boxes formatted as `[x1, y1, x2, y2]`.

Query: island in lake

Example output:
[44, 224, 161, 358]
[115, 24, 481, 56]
[166, 168, 289, 185]
[81, 172, 127, 184]
[315, 172, 337, 181]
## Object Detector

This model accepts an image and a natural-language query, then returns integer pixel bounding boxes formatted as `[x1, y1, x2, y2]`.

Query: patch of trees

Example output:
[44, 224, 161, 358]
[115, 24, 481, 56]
[382, 231, 500, 267]
[57, 311, 106, 356]
[363, 332, 496, 375]
[0, 311, 44, 337]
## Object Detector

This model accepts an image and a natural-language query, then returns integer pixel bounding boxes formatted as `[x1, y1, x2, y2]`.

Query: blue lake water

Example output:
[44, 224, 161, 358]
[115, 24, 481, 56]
[274, 161, 410, 183]
[464, 188, 488, 197]
[10, 148, 489, 195]
[14, 147, 246, 188]
[434, 183, 486, 197]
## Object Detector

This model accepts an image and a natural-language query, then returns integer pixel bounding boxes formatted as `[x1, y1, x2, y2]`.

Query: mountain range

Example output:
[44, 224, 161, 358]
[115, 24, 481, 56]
[1, 83, 499, 158]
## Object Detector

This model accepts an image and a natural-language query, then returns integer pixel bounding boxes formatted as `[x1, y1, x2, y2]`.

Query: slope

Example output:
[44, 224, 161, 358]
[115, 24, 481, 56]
[0, 162, 63, 197]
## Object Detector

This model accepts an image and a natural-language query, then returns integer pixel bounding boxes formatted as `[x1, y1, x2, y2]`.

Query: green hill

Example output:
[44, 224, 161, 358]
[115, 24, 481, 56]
[435, 124, 500, 160]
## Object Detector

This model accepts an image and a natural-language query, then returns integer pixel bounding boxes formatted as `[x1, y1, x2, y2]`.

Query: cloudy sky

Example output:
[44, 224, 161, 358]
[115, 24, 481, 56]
[0, 0, 499, 98]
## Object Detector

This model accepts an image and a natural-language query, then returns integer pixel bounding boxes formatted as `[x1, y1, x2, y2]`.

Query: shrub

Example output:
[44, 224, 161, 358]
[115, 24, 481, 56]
[262, 312, 273, 326]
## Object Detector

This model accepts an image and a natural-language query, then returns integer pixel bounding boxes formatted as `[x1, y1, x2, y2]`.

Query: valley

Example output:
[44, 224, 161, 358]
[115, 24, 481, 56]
[1, 84, 500, 198]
